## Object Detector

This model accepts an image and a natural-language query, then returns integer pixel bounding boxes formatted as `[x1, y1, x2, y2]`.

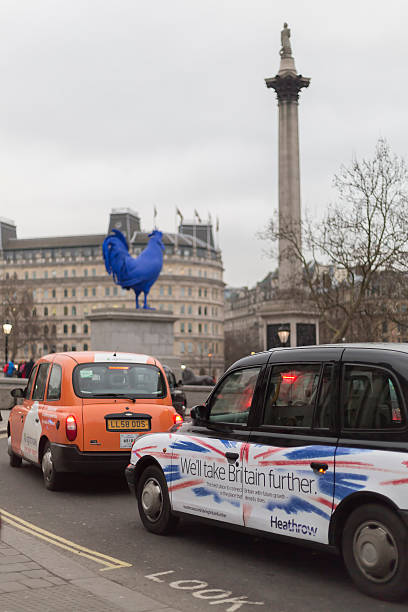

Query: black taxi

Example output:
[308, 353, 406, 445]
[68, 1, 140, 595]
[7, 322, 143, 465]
[126, 344, 408, 601]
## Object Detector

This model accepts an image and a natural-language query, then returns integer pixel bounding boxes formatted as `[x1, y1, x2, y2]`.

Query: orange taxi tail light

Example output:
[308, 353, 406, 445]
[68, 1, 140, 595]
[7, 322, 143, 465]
[65, 415, 78, 441]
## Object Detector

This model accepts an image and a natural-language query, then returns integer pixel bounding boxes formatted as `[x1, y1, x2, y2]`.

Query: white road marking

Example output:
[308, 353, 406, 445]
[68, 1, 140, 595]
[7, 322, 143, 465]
[146, 570, 175, 582]
[145, 571, 264, 611]
[0, 433, 7, 439]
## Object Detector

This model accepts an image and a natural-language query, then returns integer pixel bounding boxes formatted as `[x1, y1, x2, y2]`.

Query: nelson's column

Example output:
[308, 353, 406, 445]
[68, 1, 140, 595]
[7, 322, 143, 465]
[262, 23, 319, 348]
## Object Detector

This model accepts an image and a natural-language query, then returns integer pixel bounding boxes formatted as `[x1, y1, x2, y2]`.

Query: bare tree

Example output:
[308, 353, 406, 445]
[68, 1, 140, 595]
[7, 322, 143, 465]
[0, 276, 44, 359]
[263, 139, 408, 342]
[225, 325, 261, 368]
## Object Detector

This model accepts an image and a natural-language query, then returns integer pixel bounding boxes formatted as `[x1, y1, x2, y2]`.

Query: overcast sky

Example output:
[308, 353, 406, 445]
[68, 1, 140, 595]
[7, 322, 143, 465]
[0, 1, 407, 286]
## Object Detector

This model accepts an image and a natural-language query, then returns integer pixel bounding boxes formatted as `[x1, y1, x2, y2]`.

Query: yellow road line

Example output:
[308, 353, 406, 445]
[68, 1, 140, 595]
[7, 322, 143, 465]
[0, 508, 132, 571]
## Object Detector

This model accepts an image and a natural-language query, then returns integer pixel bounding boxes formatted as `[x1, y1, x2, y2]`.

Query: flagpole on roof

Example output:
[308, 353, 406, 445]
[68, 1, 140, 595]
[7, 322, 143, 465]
[176, 207, 184, 255]
[207, 212, 212, 247]
[193, 209, 202, 254]
[193, 216, 197, 252]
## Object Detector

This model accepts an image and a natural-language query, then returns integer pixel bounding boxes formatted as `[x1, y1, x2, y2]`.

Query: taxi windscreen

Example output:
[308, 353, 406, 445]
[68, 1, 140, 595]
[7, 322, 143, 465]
[73, 363, 166, 399]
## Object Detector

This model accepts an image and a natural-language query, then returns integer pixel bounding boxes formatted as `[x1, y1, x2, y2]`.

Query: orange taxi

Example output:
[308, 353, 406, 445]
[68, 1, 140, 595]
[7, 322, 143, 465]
[7, 351, 182, 490]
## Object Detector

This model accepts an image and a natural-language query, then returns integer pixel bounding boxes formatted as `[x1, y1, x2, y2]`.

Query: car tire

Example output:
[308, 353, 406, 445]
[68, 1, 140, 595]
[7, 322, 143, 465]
[136, 465, 179, 535]
[8, 436, 22, 467]
[342, 503, 408, 601]
[41, 441, 64, 491]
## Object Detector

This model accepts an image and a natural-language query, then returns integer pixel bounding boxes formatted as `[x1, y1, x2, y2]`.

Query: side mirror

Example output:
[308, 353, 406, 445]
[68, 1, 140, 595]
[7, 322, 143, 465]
[11, 388, 25, 399]
[190, 404, 210, 423]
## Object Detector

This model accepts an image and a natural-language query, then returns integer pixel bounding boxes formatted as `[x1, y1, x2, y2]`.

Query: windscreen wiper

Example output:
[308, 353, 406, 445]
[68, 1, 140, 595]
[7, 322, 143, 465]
[83, 393, 137, 402]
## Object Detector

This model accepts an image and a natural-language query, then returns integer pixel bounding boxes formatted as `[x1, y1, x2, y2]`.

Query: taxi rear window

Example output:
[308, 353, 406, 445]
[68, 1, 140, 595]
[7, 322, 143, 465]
[73, 363, 166, 400]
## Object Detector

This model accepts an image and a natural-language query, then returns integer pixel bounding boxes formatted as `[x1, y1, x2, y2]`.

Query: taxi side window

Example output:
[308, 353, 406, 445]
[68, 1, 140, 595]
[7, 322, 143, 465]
[32, 364, 50, 401]
[166, 370, 176, 391]
[342, 365, 405, 429]
[263, 364, 321, 428]
[47, 364, 62, 401]
[209, 367, 261, 425]
[25, 365, 38, 399]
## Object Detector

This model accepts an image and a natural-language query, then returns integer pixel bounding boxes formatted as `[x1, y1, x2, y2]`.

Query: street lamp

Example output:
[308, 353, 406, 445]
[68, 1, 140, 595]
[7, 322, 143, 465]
[3, 321, 12, 364]
[208, 352, 213, 376]
[277, 325, 290, 346]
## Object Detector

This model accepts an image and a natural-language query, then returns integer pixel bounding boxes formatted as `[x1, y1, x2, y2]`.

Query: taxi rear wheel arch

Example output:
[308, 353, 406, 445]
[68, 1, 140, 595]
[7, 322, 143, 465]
[330, 492, 400, 551]
[41, 440, 65, 491]
[136, 464, 179, 535]
[38, 436, 49, 465]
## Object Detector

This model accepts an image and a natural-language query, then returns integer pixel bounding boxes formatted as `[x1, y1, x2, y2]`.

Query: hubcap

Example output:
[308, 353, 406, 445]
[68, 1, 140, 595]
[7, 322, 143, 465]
[353, 520, 398, 583]
[141, 478, 163, 522]
[42, 449, 53, 482]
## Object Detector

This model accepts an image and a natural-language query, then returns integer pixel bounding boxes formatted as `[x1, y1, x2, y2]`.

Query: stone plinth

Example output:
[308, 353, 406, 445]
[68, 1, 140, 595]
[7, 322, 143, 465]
[87, 309, 179, 368]
[182, 385, 214, 408]
[258, 298, 319, 348]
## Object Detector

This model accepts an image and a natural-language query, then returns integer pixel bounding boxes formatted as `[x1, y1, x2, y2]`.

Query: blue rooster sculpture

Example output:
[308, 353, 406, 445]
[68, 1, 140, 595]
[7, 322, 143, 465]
[102, 229, 164, 309]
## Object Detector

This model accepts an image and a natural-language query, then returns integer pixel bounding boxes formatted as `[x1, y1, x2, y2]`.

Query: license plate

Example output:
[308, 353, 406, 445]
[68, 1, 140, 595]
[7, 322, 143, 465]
[120, 433, 138, 449]
[106, 418, 150, 432]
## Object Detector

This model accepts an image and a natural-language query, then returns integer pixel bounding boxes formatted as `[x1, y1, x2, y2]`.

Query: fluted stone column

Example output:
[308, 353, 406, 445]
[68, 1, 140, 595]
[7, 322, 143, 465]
[265, 24, 310, 292]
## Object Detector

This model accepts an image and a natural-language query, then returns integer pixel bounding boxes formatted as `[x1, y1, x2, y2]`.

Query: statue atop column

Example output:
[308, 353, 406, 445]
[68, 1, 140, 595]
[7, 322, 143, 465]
[280, 22, 292, 57]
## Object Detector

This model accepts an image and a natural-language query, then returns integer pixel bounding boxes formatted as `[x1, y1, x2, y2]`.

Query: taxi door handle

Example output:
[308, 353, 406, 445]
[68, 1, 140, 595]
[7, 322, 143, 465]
[310, 462, 328, 473]
[225, 452, 239, 464]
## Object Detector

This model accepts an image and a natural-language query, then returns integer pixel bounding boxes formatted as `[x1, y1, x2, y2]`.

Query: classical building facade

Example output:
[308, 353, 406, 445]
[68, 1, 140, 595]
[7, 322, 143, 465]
[0, 209, 225, 377]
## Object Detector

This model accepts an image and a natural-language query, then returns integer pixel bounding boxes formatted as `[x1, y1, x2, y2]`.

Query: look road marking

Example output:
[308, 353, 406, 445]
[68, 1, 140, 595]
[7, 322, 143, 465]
[0, 508, 131, 571]
[146, 571, 264, 611]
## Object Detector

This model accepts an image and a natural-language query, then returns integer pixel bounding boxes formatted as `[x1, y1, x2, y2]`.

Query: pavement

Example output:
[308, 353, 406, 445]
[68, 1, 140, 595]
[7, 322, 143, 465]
[0, 523, 181, 612]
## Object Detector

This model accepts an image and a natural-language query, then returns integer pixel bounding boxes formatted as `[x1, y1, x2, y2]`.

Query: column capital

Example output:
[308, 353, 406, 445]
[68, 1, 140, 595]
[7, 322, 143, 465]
[265, 73, 310, 103]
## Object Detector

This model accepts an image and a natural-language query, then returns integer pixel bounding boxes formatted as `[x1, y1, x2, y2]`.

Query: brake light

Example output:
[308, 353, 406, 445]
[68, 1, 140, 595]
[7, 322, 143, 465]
[281, 373, 298, 383]
[173, 413, 183, 425]
[65, 415, 77, 441]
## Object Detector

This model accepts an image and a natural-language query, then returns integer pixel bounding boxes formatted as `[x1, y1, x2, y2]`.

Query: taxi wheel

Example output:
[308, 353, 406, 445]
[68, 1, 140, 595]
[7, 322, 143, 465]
[8, 437, 22, 467]
[41, 442, 64, 491]
[137, 465, 179, 535]
[342, 503, 408, 601]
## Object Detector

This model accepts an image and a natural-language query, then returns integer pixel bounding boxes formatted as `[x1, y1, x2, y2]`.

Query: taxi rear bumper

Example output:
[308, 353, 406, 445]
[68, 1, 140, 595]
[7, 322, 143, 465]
[51, 442, 131, 473]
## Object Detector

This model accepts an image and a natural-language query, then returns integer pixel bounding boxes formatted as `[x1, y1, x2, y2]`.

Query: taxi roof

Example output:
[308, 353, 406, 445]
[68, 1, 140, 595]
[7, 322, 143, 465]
[41, 351, 159, 366]
[229, 343, 408, 371]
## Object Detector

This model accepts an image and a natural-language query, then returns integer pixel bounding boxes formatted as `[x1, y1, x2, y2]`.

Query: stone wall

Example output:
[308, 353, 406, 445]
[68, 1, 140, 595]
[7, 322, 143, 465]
[0, 377, 27, 429]
[183, 385, 213, 410]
